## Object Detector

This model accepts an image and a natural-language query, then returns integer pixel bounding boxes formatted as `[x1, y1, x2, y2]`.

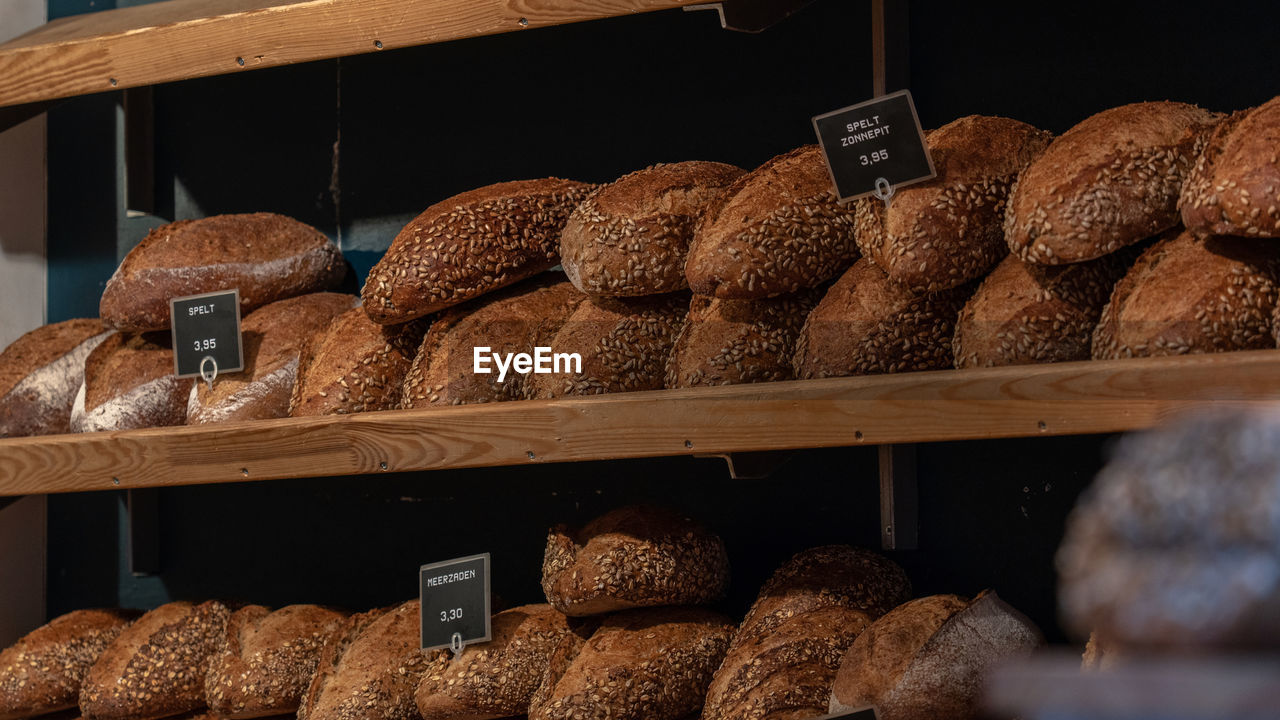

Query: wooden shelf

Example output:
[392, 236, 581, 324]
[3, 350, 1280, 497]
[0, 0, 704, 109]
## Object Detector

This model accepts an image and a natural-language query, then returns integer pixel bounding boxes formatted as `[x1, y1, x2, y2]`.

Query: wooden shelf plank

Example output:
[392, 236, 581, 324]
[2, 350, 1280, 496]
[0, 0, 704, 108]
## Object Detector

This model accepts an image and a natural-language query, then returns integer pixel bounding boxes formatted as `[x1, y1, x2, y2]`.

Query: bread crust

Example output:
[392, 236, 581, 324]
[1180, 97, 1280, 238]
[71, 332, 189, 432]
[290, 308, 428, 416]
[0, 319, 112, 437]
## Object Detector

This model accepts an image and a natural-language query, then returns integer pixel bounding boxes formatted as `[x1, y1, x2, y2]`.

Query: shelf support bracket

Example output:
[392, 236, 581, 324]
[878, 443, 918, 550]
[683, 0, 818, 33]
[697, 450, 793, 480]
[126, 488, 160, 576]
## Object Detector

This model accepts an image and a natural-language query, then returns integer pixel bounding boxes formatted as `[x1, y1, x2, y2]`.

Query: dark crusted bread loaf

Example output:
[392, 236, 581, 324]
[71, 332, 189, 432]
[290, 308, 428, 416]
[1180, 96, 1280, 238]
[561, 162, 745, 297]
[401, 277, 586, 408]
[829, 591, 1042, 720]
[1092, 230, 1280, 359]
[665, 289, 822, 388]
[79, 600, 230, 720]
[362, 179, 594, 325]
[1005, 102, 1220, 264]
[522, 293, 689, 398]
[529, 607, 734, 720]
[541, 505, 730, 616]
[206, 604, 349, 719]
[0, 609, 139, 720]
[685, 146, 859, 299]
[188, 293, 357, 424]
[99, 213, 345, 333]
[793, 259, 973, 378]
[0, 319, 113, 437]
[855, 115, 1052, 293]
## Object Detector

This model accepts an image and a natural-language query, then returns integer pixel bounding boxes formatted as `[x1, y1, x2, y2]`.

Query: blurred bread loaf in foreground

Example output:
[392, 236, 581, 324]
[0, 319, 113, 437]
[1180, 96, 1280, 238]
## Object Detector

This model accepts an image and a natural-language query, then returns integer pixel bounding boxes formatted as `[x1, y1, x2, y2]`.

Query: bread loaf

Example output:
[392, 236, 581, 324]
[561, 162, 745, 297]
[828, 591, 1042, 720]
[401, 277, 586, 408]
[71, 332, 190, 433]
[529, 607, 733, 720]
[541, 505, 730, 616]
[1005, 101, 1220, 264]
[188, 293, 357, 424]
[100, 213, 345, 333]
[793, 259, 973, 378]
[523, 293, 688, 398]
[685, 146, 859, 299]
[1092, 230, 1280, 358]
[79, 600, 230, 720]
[362, 179, 594, 325]
[206, 604, 349, 719]
[1180, 96, 1280, 238]
[0, 319, 113, 437]
[290, 308, 428, 416]
[855, 116, 1052, 293]
[0, 609, 139, 720]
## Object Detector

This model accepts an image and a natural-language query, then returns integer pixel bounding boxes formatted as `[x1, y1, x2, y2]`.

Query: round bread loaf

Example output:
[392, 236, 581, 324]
[71, 332, 190, 433]
[402, 276, 587, 408]
[561, 161, 745, 297]
[188, 293, 357, 424]
[1091, 230, 1280, 359]
[79, 600, 230, 720]
[685, 145, 859, 299]
[362, 179, 594, 325]
[541, 505, 730, 616]
[290, 308, 428, 416]
[0, 319, 113, 438]
[855, 115, 1052, 293]
[1180, 96, 1280, 238]
[206, 604, 349, 719]
[828, 591, 1042, 720]
[793, 259, 973, 378]
[1005, 101, 1220, 264]
[99, 213, 345, 333]
[0, 609, 139, 720]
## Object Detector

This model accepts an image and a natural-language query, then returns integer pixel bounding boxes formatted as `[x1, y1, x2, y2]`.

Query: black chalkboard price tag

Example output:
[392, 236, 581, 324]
[420, 553, 492, 652]
[812, 89, 935, 203]
[169, 289, 244, 379]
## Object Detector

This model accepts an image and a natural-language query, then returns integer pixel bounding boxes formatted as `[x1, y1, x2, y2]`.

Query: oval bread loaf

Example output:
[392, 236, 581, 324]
[0, 319, 113, 438]
[71, 332, 190, 433]
[290, 308, 428, 416]
[1180, 96, 1280, 238]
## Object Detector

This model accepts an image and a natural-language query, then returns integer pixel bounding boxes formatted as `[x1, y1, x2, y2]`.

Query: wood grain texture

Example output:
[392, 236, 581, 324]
[0, 0, 704, 107]
[2, 350, 1280, 496]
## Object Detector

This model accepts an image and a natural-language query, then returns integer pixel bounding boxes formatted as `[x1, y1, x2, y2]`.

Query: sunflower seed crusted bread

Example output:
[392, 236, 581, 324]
[290, 308, 428, 416]
[685, 146, 859, 299]
[855, 115, 1052, 293]
[362, 179, 594, 325]
[0, 319, 113, 438]
[71, 332, 190, 433]
[561, 161, 745, 297]
[1180, 96, 1280, 238]
[1005, 101, 1220, 264]
[541, 505, 730, 616]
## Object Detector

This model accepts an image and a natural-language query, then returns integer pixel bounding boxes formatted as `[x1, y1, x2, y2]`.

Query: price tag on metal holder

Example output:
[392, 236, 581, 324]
[420, 553, 492, 653]
[812, 89, 935, 205]
[169, 289, 245, 388]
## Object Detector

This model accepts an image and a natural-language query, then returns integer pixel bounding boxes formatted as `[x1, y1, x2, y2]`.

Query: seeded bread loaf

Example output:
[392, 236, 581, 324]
[685, 145, 859, 299]
[187, 293, 357, 424]
[71, 332, 190, 433]
[99, 213, 345, 333]
[79, 600, 230, 720]
[523, 293, 689, 398]
[828, 591, 1042, 720]
[1005, 102, 1220, 264]
[793, 259, 973, 378]
[401, 277, 586, 408]
[290, 308, 428, 416]
[561, 162, 745, 297]
[1180, 96, 1280, 238]
[0, 319, 113, 437]
[206, 604, 349, 719]
[529, 607, 734, 720]
[1092, 230, 1280, 358]
[541, 505, 730, 616]
[362, 179, 594, 325]
[855, 116, 1052, 293]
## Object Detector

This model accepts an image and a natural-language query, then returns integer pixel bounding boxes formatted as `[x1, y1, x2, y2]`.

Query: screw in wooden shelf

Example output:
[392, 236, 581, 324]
[855, 430, 864, 441]
[379, 461, 388, 470]
[235, 57, 245, 66]
[240, 468, 248, 476]
[374, 40, 383, 49]
[111, 477, 120, 486]
[109, 78, 117, 86]
[527, 451, 536, 459]
[684, 440, 693, 449]
[518, 17, 529, 26]
[1038, 421, 1047, 432]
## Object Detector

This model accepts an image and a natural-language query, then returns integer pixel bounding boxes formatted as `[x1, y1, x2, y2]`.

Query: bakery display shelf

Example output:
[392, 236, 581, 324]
[3, 349, 1280, 497]
[0, 0, 705, 110]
